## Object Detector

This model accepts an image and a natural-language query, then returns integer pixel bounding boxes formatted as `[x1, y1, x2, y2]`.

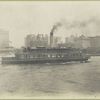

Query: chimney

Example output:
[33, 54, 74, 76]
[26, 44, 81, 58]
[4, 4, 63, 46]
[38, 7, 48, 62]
[50, 23, 62, 48]
[50, 31, 53, 47]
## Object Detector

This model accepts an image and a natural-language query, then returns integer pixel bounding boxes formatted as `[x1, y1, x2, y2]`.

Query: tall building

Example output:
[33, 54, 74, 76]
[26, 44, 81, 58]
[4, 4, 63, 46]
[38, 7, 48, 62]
[74, 35, 90, 49]
[0, 29, 9, 49]
[53, 36, 62, 47]
[65, 35, 90, 49]
[89, 36, 100, 48]
[25, 34, 49, 48]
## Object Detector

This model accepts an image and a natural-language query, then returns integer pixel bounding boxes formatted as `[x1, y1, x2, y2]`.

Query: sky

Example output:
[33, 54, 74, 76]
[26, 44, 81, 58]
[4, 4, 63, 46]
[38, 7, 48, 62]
[0, 1, 100, 47]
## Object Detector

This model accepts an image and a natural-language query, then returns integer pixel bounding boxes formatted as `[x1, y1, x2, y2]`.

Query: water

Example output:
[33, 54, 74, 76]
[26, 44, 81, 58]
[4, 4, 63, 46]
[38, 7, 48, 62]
[0, 56, 100, 98]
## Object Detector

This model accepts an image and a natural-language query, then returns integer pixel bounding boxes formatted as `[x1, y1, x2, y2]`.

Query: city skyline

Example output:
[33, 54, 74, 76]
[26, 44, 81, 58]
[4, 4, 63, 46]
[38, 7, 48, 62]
[0, 1, 100, 47]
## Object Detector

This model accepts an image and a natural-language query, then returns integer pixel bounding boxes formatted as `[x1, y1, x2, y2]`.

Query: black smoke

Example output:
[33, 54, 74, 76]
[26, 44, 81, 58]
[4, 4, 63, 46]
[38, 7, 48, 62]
[50, 22, 62, 36]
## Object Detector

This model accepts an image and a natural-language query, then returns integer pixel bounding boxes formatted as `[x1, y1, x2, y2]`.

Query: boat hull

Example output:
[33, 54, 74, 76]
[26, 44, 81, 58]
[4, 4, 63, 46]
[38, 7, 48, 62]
[1, 57, 89, 64]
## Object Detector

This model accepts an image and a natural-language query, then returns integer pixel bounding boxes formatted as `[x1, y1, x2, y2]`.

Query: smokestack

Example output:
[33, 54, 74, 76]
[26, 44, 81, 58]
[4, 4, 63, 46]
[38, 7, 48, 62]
[50, 23, 62, 47]
[50, 31, 53, 48]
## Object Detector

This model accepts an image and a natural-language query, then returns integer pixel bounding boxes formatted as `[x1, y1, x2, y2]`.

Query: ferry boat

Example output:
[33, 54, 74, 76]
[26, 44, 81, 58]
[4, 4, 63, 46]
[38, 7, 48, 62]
[1, 47, 90, 64]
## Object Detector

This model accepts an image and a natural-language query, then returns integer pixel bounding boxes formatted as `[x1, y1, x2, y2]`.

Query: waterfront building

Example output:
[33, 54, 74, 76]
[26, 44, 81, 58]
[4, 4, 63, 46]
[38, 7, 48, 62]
[53, 36, 62, 47]
[0, 29, 9, 49]
[74, 35, 90, 49]
[87, 36, 100, 54]
[89, 36, 100, 48]
[65, 35, 90, 49]
[25, 34, 49, 48]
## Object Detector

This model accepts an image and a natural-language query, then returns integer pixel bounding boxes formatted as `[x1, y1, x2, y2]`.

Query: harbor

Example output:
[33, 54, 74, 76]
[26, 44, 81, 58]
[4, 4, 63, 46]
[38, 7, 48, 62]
[0, 56, 99, 98]
[0, 1, 100, 99]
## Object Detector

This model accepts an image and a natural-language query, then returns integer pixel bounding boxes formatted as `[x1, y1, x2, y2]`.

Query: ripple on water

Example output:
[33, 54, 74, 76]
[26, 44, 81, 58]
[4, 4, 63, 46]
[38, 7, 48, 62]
[0, 56, 99, 97]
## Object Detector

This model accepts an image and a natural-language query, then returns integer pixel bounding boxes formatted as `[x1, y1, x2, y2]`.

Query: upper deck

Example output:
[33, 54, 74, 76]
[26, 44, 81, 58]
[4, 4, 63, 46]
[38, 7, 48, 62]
[16, 47, 81, 54]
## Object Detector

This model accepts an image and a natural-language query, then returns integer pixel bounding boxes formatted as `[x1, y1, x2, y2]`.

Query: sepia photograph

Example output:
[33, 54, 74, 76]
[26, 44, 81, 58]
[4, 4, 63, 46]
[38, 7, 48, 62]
[0, 0, 100, 99]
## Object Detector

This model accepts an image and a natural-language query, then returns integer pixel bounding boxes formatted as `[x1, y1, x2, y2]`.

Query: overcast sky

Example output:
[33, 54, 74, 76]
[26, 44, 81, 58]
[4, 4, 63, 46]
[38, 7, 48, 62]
[0, 1, 100, 47]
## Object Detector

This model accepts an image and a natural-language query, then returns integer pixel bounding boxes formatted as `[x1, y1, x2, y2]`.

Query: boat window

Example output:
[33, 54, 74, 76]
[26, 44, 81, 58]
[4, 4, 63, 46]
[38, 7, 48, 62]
[30, 55, 34, 58]
[38, 54, 42, 58]
[48, 55, 50, 58]
[51, 54, 55, 58]
[65, 54, 68, 57]
[62, 55, 64, 57]
[58, 55, 60, 57]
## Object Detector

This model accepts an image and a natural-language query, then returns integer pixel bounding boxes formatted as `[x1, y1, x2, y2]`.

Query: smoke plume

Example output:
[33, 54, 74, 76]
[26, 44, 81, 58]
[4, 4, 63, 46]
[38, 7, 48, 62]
[50, 22, 62, 36]
[53, 17, 100, 36]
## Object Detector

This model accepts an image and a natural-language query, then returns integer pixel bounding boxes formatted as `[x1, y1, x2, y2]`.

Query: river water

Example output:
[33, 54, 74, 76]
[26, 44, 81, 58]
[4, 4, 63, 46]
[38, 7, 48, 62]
[0, 56, 100, 99]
